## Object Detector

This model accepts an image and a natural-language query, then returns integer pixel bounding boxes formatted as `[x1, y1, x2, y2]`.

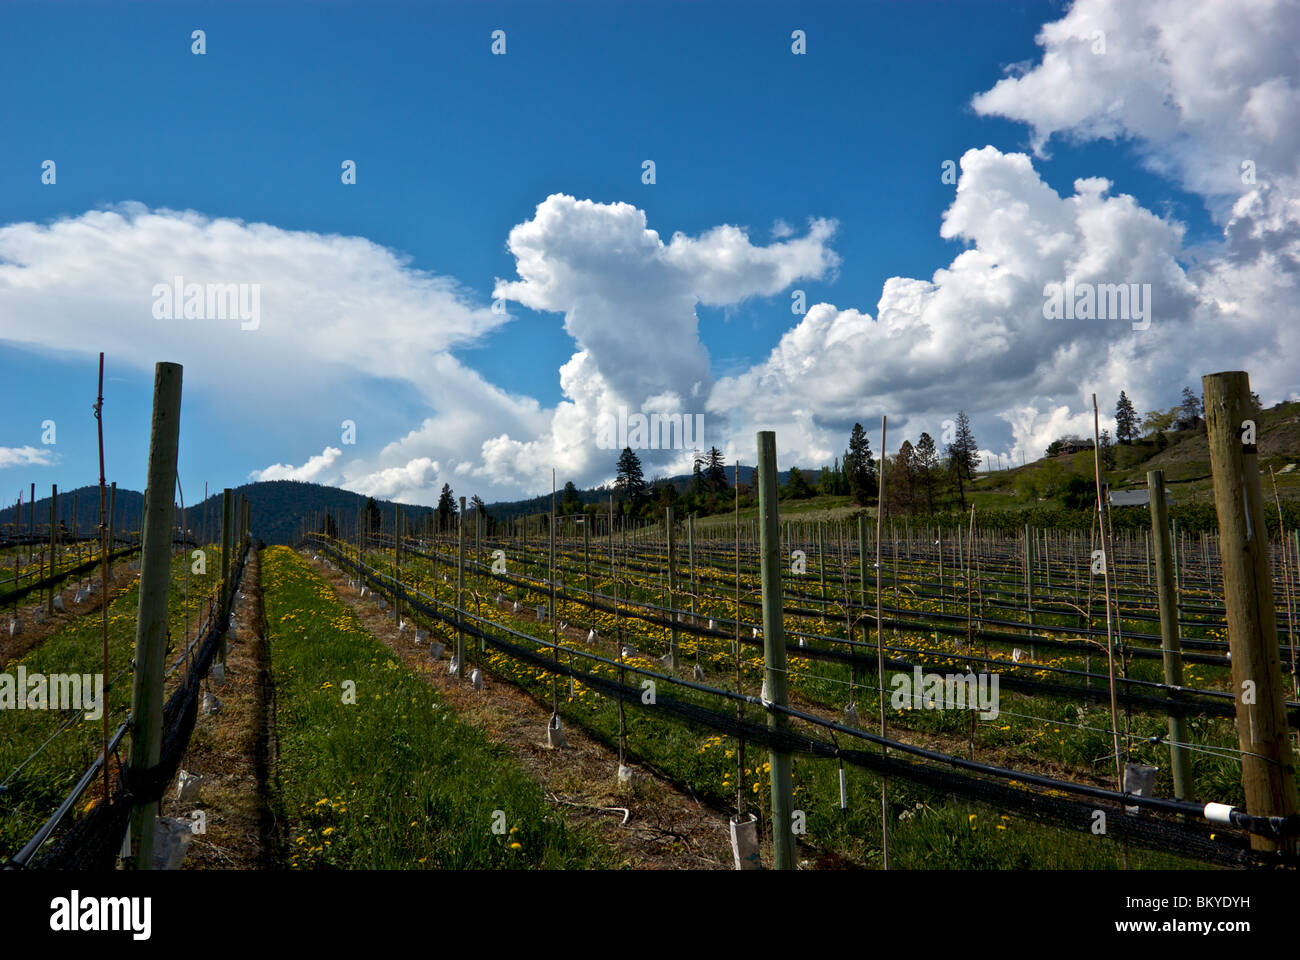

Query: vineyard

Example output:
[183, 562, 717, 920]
[287, 482, 1298, 870]
[4, 368, 1299, 874]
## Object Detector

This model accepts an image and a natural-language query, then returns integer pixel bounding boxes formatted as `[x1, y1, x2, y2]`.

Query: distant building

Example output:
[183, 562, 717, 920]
[1053, 438, 1094, 456]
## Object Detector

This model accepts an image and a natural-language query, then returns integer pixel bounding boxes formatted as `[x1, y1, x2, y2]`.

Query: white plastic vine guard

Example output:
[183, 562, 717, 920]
[52, 595, 64, 613]
[1012, 648, 1025, 663]
[415, 629, 429, 644]
[844, 702, 860, 727]
[693, 664, 705, 681]
[429, 641, 445, 661]
[616, 764, 634, 785]
[470, 668, 483, 690]
[212, 663, 226, 686]
[202, 691, 222, 716]
[708, 619, 716, 631]
[8, 619, 21, 637]
[621, 645, 637, 660]
[448, 654, 460, 676]
[176, 770, 204, 802]
[512, 601, 520, 613]
[587, 629, 597, 642]
[1123, 763, 1158, 815]
[546, 713, 568, 749]
[730, 813, 761, 870]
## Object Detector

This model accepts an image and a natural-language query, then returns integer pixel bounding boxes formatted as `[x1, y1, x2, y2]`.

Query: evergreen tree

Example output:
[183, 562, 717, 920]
[704, 446, 728, 492]
[915, 432, 938, 513]
[560, 481, 581, 515]
[1115, 391, 1138, 444]
[616, 447, 649, 503]
[436, 483, 457, 533]
[946, 411, 980, 507]
[1180, 386, 1203, 424]
[845, 423, 875, 505]
[891, 440, 918, 515]
[364, 496, 382, 535]
[784, 466, 813, 499]
[817, 464, 835, 496]
[691, 452, 707, 498]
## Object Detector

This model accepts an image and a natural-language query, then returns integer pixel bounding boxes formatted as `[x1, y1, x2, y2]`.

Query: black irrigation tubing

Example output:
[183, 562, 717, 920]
[319, 540, 1275, 833]
[5, 542, 250, 870]
[460, 535, 1292, 649]
[0, 544, 141, 608]
[370, 537, 1294, 725]
[309, 539, 1290, 867]
[582, 546, 1291, 664]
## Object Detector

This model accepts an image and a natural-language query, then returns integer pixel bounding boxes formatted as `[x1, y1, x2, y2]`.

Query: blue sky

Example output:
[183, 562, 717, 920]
[2, 0, 1292, 506]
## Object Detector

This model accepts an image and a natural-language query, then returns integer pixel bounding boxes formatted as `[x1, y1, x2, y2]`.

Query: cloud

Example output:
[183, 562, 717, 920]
[970, 0, 1300, 209]
[710, 146, 1207, 466]
[0, 446, 55, 469]
[483, 195, 840, 486]
[250, 446, 342, 482]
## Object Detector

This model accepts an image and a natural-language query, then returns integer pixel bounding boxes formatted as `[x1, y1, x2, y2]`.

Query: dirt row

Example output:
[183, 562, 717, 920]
[163, 550, 276, 869]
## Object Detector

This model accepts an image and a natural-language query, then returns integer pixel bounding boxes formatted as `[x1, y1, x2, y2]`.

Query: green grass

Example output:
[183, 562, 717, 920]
[345, 539, 1217, 869]
[0, 548, 219, 859]
[262, 545, 608, 869]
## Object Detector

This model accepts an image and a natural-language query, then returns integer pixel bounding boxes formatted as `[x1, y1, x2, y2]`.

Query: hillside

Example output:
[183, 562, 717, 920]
[5, 402, 1296, 542]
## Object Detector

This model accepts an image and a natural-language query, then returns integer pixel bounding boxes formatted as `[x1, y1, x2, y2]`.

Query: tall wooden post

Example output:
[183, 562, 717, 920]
[667, 506, 678, 669]
[219, 489, 232, 663]
[756, 431, 795, 870]
[1147, 469, 1192, 800]
[455, 496, 465, 676]
[1203, 371, 1298, 854]
[127, 362, 183, 869]
[47, 485, 57, 615]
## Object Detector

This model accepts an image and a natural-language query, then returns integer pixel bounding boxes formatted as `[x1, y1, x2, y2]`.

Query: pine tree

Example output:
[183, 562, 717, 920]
[915, 432, 938, 513]
[691, 452, 707, 498]
[560, 481, 581, 515]
[704, 446, 728, 493]
[616, 447, 649, 503]
[1115, 391, 1138, 444]
[784, 466, 813, 499]
[436, 483, 456, 533]
[1180, 386, 1203, 424]
[846, 423, 875, 505]
[946, 411, 980, 507]
[891, 440, 918, 515]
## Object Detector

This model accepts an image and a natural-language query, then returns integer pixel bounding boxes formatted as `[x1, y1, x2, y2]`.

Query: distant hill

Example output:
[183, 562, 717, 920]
[9, 402, 1291, 543]
[0, 480, 440, 546]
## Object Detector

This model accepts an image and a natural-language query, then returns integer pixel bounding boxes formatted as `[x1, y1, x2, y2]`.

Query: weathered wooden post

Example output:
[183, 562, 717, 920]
[1203, 371, 1299, 854]
[1147, 469, 1193, 800]
[47, 484, 57, 616]
[455, 495, 466, 676]
[667, 506, 678, 669]
[220, 488, 232, 662]
[756, 431, 795, 870]
[127, 362, 183, 870]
